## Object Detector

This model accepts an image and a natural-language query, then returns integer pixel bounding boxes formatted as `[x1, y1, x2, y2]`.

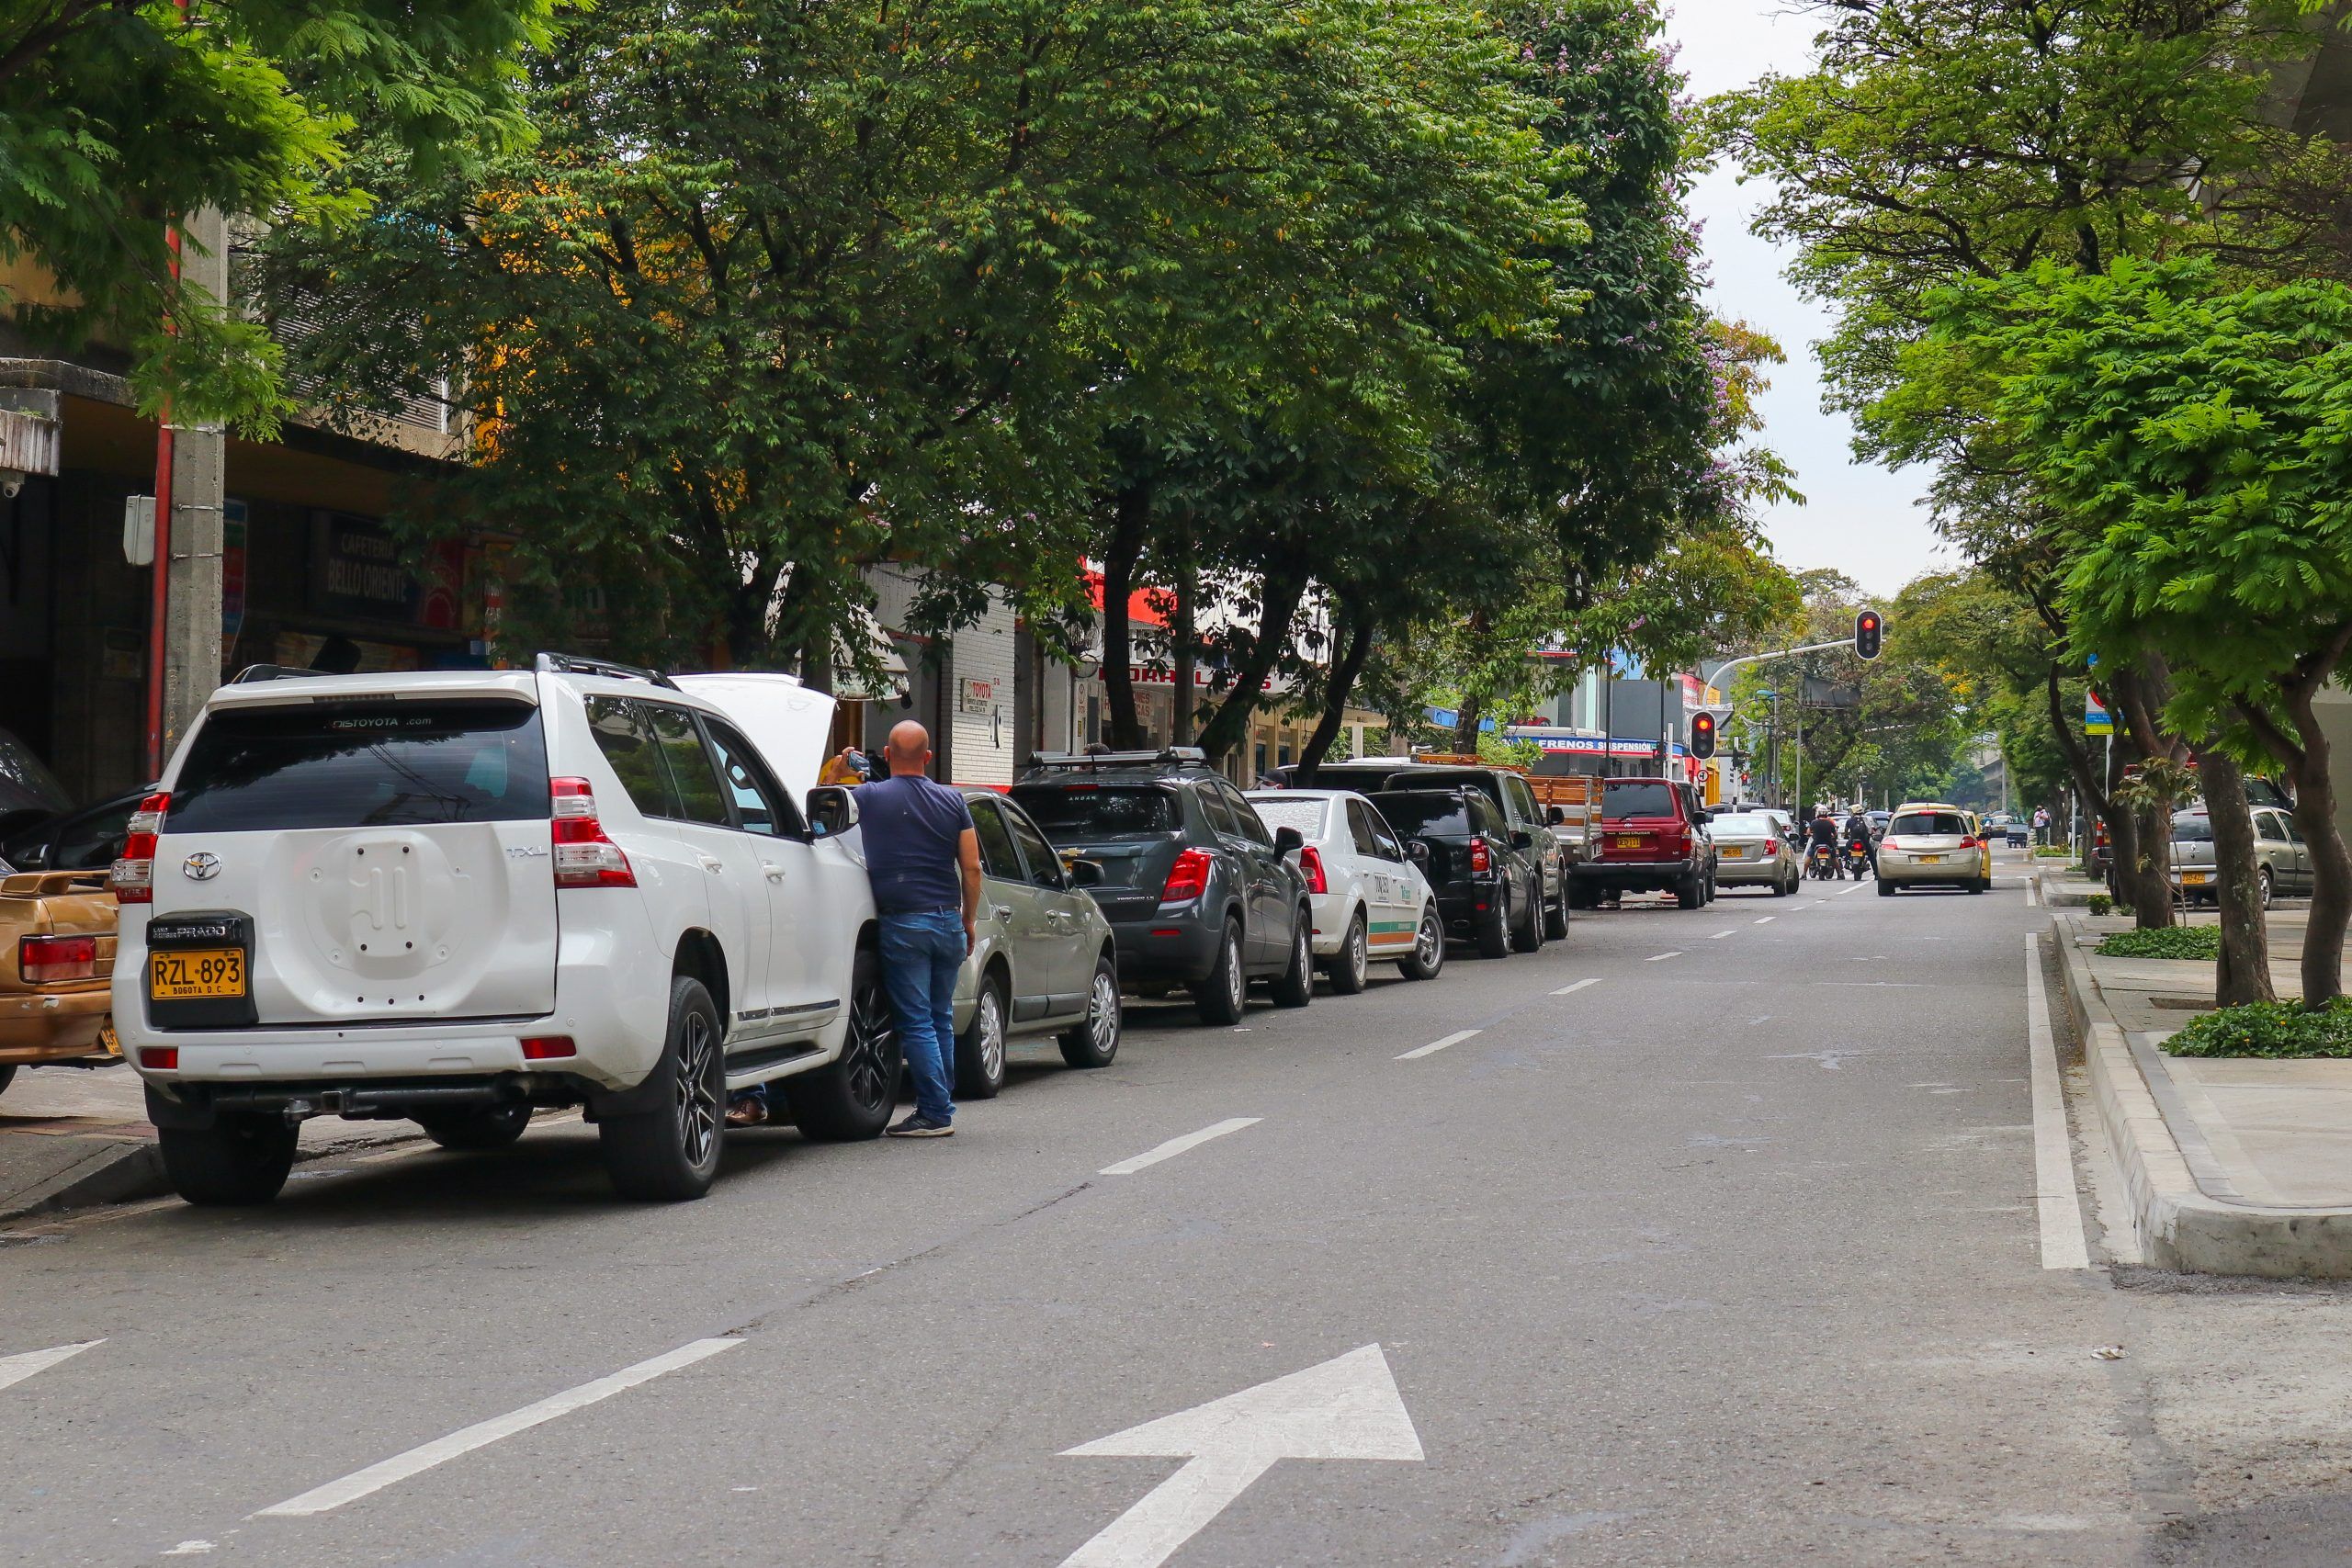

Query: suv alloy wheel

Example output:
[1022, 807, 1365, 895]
[158, 1112, 299, 1206]
[1510, 875, 1544, 953]
[1270, 911, 1315, 1008]
[1195, 919, 1248, 1025]
[956, 970, 1008, 1100]
[1059, 953, 1122, 1067]
[600, 975, 726, 1201]
[789, 948, 902, 1140]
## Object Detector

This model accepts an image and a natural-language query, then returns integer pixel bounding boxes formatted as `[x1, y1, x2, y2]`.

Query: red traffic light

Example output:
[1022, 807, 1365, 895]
[1690, 711, 1718, 760]
[1854, 610, 1884, 660]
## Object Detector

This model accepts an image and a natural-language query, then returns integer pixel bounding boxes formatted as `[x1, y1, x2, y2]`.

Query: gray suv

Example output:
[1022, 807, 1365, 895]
[1012, 750, 1314, 1025]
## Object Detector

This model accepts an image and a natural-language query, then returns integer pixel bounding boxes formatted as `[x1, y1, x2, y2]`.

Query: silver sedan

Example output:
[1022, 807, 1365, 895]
[1707, 813, 1799, 896]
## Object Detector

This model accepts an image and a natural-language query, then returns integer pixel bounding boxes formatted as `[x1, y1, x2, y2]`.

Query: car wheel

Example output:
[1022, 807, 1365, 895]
[1194, 919, 1248, 1025]
[1401, 906, 1445, 981]
[1877, 878, 1895, 897]
[2258, 866, 2275, 911]
[955, 968, 1009, 1100]
[1771, 873, 1792, 897]
[1510, 877, 1544, 953]
[1543, 884, 1569, 941]
[418, 1103, 533, 1151]
[1476, 888, 1511, 959]
[1675, 870, 1702, 910]
[1328, 910, 1370, 995]
[601, 975, 727, 1201]
[1058, 953, 1122, 1068]
[159, 1112, 298, 1206]
[1567, 882, 1600, 911]
[786, 948, 902, 1142]
[0, 1064, 15, 1099]
[1270, 911, 1315, 1008]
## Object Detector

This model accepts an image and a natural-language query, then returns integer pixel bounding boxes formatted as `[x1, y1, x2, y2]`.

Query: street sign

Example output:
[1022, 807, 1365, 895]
[2086, 691, 2113, 736]
[1059, 1344, 1423, 1568]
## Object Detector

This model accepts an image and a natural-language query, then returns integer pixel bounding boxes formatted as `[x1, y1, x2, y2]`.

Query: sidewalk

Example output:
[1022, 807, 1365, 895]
[2053, 909, 2352, 1276]
[0, 1060, 424, 1224]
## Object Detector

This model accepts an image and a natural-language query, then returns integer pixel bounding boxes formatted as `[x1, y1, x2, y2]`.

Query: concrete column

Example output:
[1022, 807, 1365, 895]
[161, 207, 229, 763]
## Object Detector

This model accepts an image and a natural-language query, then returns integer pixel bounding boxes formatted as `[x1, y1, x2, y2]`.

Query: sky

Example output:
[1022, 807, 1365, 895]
[1660, 2, 1948, 601]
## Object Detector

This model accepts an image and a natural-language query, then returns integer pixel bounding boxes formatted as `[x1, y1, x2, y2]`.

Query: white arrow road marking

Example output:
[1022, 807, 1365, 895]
[2027, 933, 2091, 1269]
[255, 1337, 739, 1517]
[1551, 978, 1600, 998]
[1396, 1030, 1480, 1061]
[1099, 1118, 1261, 1176]
[1059, 1344, 1422, 1568]
[0, 1339, 101, 1393]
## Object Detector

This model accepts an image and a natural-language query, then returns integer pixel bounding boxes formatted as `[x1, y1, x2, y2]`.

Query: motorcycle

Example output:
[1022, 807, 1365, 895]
[1809, 842, 1841, 881]
[1844, 840, 1873, 880]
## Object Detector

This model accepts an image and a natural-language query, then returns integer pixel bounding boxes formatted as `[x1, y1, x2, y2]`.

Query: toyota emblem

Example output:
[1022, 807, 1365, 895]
[181, 852, 221, 882]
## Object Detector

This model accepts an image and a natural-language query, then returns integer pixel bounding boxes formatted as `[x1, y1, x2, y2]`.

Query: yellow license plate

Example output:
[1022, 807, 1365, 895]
[98, 1022, 120, 1055]
[1613, 835, 1644, 850]
[1918, 854, 1943, 864]
[150, 948, 247, 1001]
[2182, 872, 2210, 885]
[1722, 847, 1745, 858]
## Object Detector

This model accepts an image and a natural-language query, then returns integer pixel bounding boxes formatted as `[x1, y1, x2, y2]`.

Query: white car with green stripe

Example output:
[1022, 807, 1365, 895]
[1247, 789, 1443, 993]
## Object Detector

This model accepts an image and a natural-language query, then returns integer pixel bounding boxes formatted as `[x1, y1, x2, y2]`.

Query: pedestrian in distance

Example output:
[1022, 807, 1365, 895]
[857, 721, 983, 1138]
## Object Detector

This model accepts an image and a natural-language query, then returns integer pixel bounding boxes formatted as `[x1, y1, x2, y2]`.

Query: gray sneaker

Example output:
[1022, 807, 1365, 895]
[888, 1114, 954, 1138]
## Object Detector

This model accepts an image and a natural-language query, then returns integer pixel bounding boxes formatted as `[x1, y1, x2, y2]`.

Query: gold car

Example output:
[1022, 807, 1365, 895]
[0, 871, 119, 1097]
[1875, 802, 1993, 895]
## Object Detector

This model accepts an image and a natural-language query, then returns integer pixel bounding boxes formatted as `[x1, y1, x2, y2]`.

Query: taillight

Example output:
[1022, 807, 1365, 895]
[1299, 844, 1327, 895]
[1469, 838, 1490, 874]
[520, 1035, 576, 1060]
[110, 791, 169, 905]
[20, 934, 96, 983]
[550, 777, 636, 887]
[138, 1046, 178, 1071]
[1959, 836, 1979, 851]
[1159, 848, 1213, 904]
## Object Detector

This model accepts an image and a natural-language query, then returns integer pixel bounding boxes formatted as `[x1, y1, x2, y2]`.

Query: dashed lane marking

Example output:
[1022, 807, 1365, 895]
[1551, 978, 1601, 998]
[1709, 929, 1737, 939]
[1099, 1118, 1262, 1174]
[255, 1337, 741, 1517]
[1645, 951, 1683, 963]
[1753, 916, 1775, 924]
[1396, 1031, 1481, 1062]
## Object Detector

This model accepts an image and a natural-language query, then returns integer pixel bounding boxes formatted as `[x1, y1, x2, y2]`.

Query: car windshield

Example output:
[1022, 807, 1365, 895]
[2172, 814, 2214, 843]
[167, 700, 551, 831]
[1248, 797, 1327, 839]
[1889, 812, 1967, 837]
[1374, 792, 1471, 838]
[1602, 781, 1675, 818]
[1009, 784, 1174, 837]
[1712, 815, 1773, 837]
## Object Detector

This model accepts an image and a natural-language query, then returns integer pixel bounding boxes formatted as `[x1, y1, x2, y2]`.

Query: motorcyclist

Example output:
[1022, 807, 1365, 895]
[1806, 806, 1842, 878]
[1843, 805, 1874, 877]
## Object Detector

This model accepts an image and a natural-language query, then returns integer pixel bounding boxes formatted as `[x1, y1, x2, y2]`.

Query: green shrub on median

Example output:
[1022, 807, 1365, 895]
[2165, 998, 2352, 1058]
[2086, 894, 2114, 917]
[2098, 926, 2222, 961]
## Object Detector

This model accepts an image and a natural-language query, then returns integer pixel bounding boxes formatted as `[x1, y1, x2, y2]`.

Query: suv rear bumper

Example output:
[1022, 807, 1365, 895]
[1102, 906, 1228, 983]
[1573, 860, 1697, 893]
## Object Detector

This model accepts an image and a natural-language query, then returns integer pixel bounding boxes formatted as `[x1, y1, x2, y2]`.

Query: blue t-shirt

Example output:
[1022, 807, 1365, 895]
[856, 773, 974, 915]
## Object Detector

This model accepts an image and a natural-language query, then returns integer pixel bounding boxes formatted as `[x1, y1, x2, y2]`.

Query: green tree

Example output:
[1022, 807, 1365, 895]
[1, 0, 557, 432]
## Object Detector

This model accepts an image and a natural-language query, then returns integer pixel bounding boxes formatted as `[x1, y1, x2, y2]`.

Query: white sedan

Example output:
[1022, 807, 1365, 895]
[1248, 788, 1443, 991]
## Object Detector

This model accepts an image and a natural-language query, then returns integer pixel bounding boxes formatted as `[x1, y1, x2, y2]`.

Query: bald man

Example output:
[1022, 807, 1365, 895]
[856, 721, 983, 1137]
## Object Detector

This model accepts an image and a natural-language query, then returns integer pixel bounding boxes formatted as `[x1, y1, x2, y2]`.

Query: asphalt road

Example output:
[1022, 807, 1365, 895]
[10, 847, 2352, 1567]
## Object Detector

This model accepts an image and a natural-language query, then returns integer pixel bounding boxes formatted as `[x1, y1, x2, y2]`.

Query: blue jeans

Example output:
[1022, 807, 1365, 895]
[879, 909, 964, 1125]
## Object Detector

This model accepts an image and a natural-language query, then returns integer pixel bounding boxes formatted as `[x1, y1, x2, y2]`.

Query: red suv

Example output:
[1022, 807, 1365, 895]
[1569, 777, 1716, 909]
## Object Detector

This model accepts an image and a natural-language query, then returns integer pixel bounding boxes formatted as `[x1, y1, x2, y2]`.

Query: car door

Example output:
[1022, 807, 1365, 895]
[1504, 776, 1557, 899]
[2279, 812, 2316, 893]
[2253, 809, 2296, 892]
[1349, 797, 1415, 956]
[964, 797, 1035, 1016]
[639, 700, 767, 1043]
[999, 795, 1095, 1013]
[1217, 781, 1291, 965]
[1192, 783, 1260, 961]
[696, 713, 836, 1043]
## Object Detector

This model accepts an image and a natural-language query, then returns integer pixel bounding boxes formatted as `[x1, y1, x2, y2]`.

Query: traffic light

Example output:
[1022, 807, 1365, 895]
[1854, 609, 1884, 660]
[1690, 710, 1718, 760]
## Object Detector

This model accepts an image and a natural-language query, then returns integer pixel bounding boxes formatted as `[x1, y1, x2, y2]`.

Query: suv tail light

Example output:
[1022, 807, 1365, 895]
[20, 934, 96, 983]
[550, 777, 637, 887]
[1299, 844, 1327, 895]
[1469, 838, 1490, 874]
[1159, 847, 1212, 905]
[110, 791, 170, 905]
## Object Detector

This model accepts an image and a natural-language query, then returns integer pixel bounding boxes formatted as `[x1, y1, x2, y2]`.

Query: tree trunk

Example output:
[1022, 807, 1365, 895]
[2111, 667, 2177, 930]
[2285, 682, 2350, 1007]
[1195, 559, 1312, 765]
[1451, 695, 1483, 755]
[1099, 484, 1148, 750]
[1296, 616, 1376, 784]
[2193, 742, 2274, 1006]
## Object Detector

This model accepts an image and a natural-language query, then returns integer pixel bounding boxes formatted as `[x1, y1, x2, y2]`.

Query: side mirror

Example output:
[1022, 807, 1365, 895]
[1510, 829, 1534, 852]
[1407, 840, 1431, 867]
[1272, 825, 1306, 856]
[1068, 858, 1105, 887]
[1545, 805, 1565, 827]
[806, 785, 859, 838]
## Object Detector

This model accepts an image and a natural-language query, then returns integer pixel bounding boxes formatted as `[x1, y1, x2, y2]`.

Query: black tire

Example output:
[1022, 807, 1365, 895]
[159, 1113, 297, 1206]
[1400, 906, 1445, 981]
[1194, 919, 1248, 1025]
[955, 968, 1008, 1100]
[419, 1103, 532, 1151]
[787, 949, 902, 1140]
[1058, 952, 1122, 1068]
[0, 1064, 15, 1099]
[601, 976, 726, 1201]
[1543, 884, 1569, 941]
[1877, 878, 1895, 897]
[1675, 871, 1702, 910]
[1970, 875, 1988, 895]
[1270, 910, 1315, 1008]
[1510, 877, 1544, 953]
[2258, 866, 2275, 911]
[1476, 888, 1511, 958]
[1327, 910, 1370, 995]
[1771, 874, 1792, 897]
[1567, 882, 1600, 911]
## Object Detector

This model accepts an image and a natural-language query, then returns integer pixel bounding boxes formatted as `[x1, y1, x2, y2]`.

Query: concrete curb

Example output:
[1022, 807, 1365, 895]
[0, 1137, 169, 1226]
[2033, 868, 2099, 908]
[2052, 914, 2352, 1278]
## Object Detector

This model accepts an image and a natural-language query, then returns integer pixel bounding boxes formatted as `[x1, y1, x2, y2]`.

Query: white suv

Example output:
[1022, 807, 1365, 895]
[111, 656, 893, 1205]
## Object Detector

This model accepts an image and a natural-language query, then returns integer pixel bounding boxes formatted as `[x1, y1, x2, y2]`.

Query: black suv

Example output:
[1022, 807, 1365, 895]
[1012, 750, 1315, 1024]
[1373, 787, 1547, 958]
[1286, 761, 1568, 941]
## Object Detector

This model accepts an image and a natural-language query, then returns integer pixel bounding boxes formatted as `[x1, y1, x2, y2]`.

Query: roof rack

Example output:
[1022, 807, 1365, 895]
[229, 664, 311, 683]
[534, 652, 680, 690]
[1027, 746, 1209, 771]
